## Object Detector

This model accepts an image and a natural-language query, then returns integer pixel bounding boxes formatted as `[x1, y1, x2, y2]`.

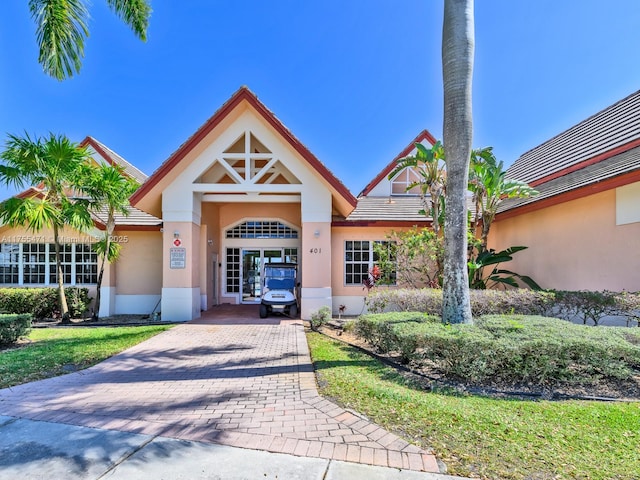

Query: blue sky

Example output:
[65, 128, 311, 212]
[1, 1, 640, 199]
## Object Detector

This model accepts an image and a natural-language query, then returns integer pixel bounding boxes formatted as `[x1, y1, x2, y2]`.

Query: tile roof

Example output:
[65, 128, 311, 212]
[498, 145, 640, 213]
[91, 205, 162, 227]
[507, 89, 640, 185]
[343, 195, 476, 223]
[345, 196, 429, 222]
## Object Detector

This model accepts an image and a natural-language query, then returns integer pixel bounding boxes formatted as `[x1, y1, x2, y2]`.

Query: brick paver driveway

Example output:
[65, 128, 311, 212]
[0, 308, 439, 473]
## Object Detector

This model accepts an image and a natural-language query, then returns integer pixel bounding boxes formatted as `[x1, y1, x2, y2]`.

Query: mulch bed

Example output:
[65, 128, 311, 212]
[32, 314, 164, 328]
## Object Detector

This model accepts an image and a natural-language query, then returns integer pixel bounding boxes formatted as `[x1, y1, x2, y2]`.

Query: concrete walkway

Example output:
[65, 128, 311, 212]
[0, 306, 464, 478]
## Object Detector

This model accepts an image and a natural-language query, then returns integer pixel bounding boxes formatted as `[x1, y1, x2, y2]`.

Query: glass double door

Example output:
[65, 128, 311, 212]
[241, 249, 287, 303]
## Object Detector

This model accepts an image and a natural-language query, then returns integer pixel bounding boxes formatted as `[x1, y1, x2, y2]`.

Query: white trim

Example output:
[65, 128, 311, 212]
[203, 194, 301, 203]
[99, 286, 116, 317]
[300, 287, 332, 320]
[114, 294, 161, 315]
[331, 295, 368, 316]
[161, 287, 201, 322]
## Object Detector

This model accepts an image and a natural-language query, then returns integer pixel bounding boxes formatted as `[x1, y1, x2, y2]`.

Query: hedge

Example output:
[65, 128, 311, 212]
[0, 314, 32, 345]
[353, 313, 640, 386]
[365, 288, 556, 317]
[364, 288, 640, 325]
[0, 288, 92, 319]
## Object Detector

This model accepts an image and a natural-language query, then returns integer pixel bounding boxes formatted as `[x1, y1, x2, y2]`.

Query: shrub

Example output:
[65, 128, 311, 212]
[0, 287, 92, 319]
[355, 312, 439, 355]
[310, 306, 332, 331]
[352, 313, 640, 387]
[0, 314, 32, 345]
[365, 288, 556, 317]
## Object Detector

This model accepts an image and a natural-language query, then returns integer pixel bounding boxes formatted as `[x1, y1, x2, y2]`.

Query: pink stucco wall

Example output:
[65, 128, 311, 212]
[490, 189, 640, 291]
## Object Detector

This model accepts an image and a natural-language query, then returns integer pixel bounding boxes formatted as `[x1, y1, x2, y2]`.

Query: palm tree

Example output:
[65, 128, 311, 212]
[28, 0, 152, 80]
[389, 141, 446, 280]
[82, 163, 138, 319]
[441, 0, 475, 324]
[0, 133, 94, 323]
[469, 148, 538, 252]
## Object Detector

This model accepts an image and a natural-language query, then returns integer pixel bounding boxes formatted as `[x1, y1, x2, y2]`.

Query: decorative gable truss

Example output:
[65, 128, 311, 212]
[195, 130, 301, 188]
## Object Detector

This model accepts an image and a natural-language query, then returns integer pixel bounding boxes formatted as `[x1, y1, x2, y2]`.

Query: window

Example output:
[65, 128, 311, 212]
[345, 241, 370, 285]
[345, 240, 396, 286]
[75, 244, 98, 284]
[0, 243, 98, 285]
[49, 244, 72, 284]
[0, 244, 19, 284]
[226, 221, 298, 239]
[391, 167, 422, 195]
[226, 248, 240, 293]
[23, 243, 46, 284]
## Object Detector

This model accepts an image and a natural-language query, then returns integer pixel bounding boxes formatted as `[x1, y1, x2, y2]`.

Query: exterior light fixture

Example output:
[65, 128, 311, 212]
[174, 231, 180, 239]
[314, 230, 320, 238]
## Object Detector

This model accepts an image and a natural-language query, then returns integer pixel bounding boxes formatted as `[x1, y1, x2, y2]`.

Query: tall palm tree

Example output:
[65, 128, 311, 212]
[82, 163, 138, 319]
[28, 0, 152, 80]
[441, 0, 475, 324]
[0, 133, 94, 323]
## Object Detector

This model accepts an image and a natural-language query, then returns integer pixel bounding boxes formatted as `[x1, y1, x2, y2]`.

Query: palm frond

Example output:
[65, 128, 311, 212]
[106, 0, 151, 41]
[29, 0, 90, 80]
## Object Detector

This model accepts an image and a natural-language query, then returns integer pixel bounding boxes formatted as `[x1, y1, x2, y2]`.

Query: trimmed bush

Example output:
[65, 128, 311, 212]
[353, 313, 640, 387]
[310, 306, 332, 331]
[0, 287, 92, 319]
[355, 312, 439, 356]
[0, 314, 32, 345]
[365, 288, 556, 317]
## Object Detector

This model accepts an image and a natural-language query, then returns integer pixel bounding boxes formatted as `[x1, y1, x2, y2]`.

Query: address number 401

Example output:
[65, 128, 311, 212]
[309, 248, 322, 254]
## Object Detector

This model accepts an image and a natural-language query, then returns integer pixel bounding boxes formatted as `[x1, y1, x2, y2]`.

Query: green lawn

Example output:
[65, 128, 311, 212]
[307, 332, 640, 480]
[0, 325, 172, 389]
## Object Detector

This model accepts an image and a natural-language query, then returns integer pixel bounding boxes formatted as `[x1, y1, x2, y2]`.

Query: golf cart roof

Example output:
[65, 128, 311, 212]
[265, 263, 297, 269]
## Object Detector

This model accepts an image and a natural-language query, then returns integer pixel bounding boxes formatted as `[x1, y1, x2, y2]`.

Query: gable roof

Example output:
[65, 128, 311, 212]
[507, 89, 640, 186]
[129, 86, 357, 216]
[358, 129, 437, 197]
[498, 146, 640, 217]
[498, 89, 640, 217]
[81, 136, 148, 184]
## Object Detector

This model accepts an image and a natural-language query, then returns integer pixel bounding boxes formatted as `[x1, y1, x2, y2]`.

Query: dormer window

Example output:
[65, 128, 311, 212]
[391, 167, 422, 195]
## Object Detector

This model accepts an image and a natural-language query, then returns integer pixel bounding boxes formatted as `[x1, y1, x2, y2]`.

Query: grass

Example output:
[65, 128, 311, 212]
[307, 331, 640, 480]
[0, 325, 172, 389]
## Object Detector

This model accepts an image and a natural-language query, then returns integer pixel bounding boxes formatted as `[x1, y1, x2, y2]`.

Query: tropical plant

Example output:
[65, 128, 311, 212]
[0, 133, 94, 323]
[374, 228, 443, 288]
[468, 245, 541, 290]
[469, 147, 538, 252]
[28, 0, 152, 80]
[441, 0, 475, 324]
[389, 141, 446, 235]
[81, 163, 138, 319]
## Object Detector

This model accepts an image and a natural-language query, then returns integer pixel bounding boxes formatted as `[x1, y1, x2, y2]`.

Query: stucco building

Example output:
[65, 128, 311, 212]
[1, 87, 639, 320]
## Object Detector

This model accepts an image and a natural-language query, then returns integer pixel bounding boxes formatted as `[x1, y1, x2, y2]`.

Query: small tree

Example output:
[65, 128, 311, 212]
[469, 148, 537, 252]
[0, 133, 94, 323]
[374, 228, 443, 288]
[82, 163, 138, 319]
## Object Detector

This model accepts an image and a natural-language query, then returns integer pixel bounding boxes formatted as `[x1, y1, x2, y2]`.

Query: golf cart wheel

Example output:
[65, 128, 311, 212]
[289, 304, 298, 318]
[259, 304, 268, 318]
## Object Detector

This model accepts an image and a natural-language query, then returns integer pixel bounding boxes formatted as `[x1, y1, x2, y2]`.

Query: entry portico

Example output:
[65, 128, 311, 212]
[130, 87, 357, 321]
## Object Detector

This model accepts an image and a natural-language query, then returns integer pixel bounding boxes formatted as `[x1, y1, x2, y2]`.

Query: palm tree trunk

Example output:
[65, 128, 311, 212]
[53, 224, 70, 323]
[442, 0, 474, 324]
[93, 233, 110, 321]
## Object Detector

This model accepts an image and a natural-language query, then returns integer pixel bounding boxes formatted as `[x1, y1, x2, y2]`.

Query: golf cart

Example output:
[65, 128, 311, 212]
[259, 262, 299, 318]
